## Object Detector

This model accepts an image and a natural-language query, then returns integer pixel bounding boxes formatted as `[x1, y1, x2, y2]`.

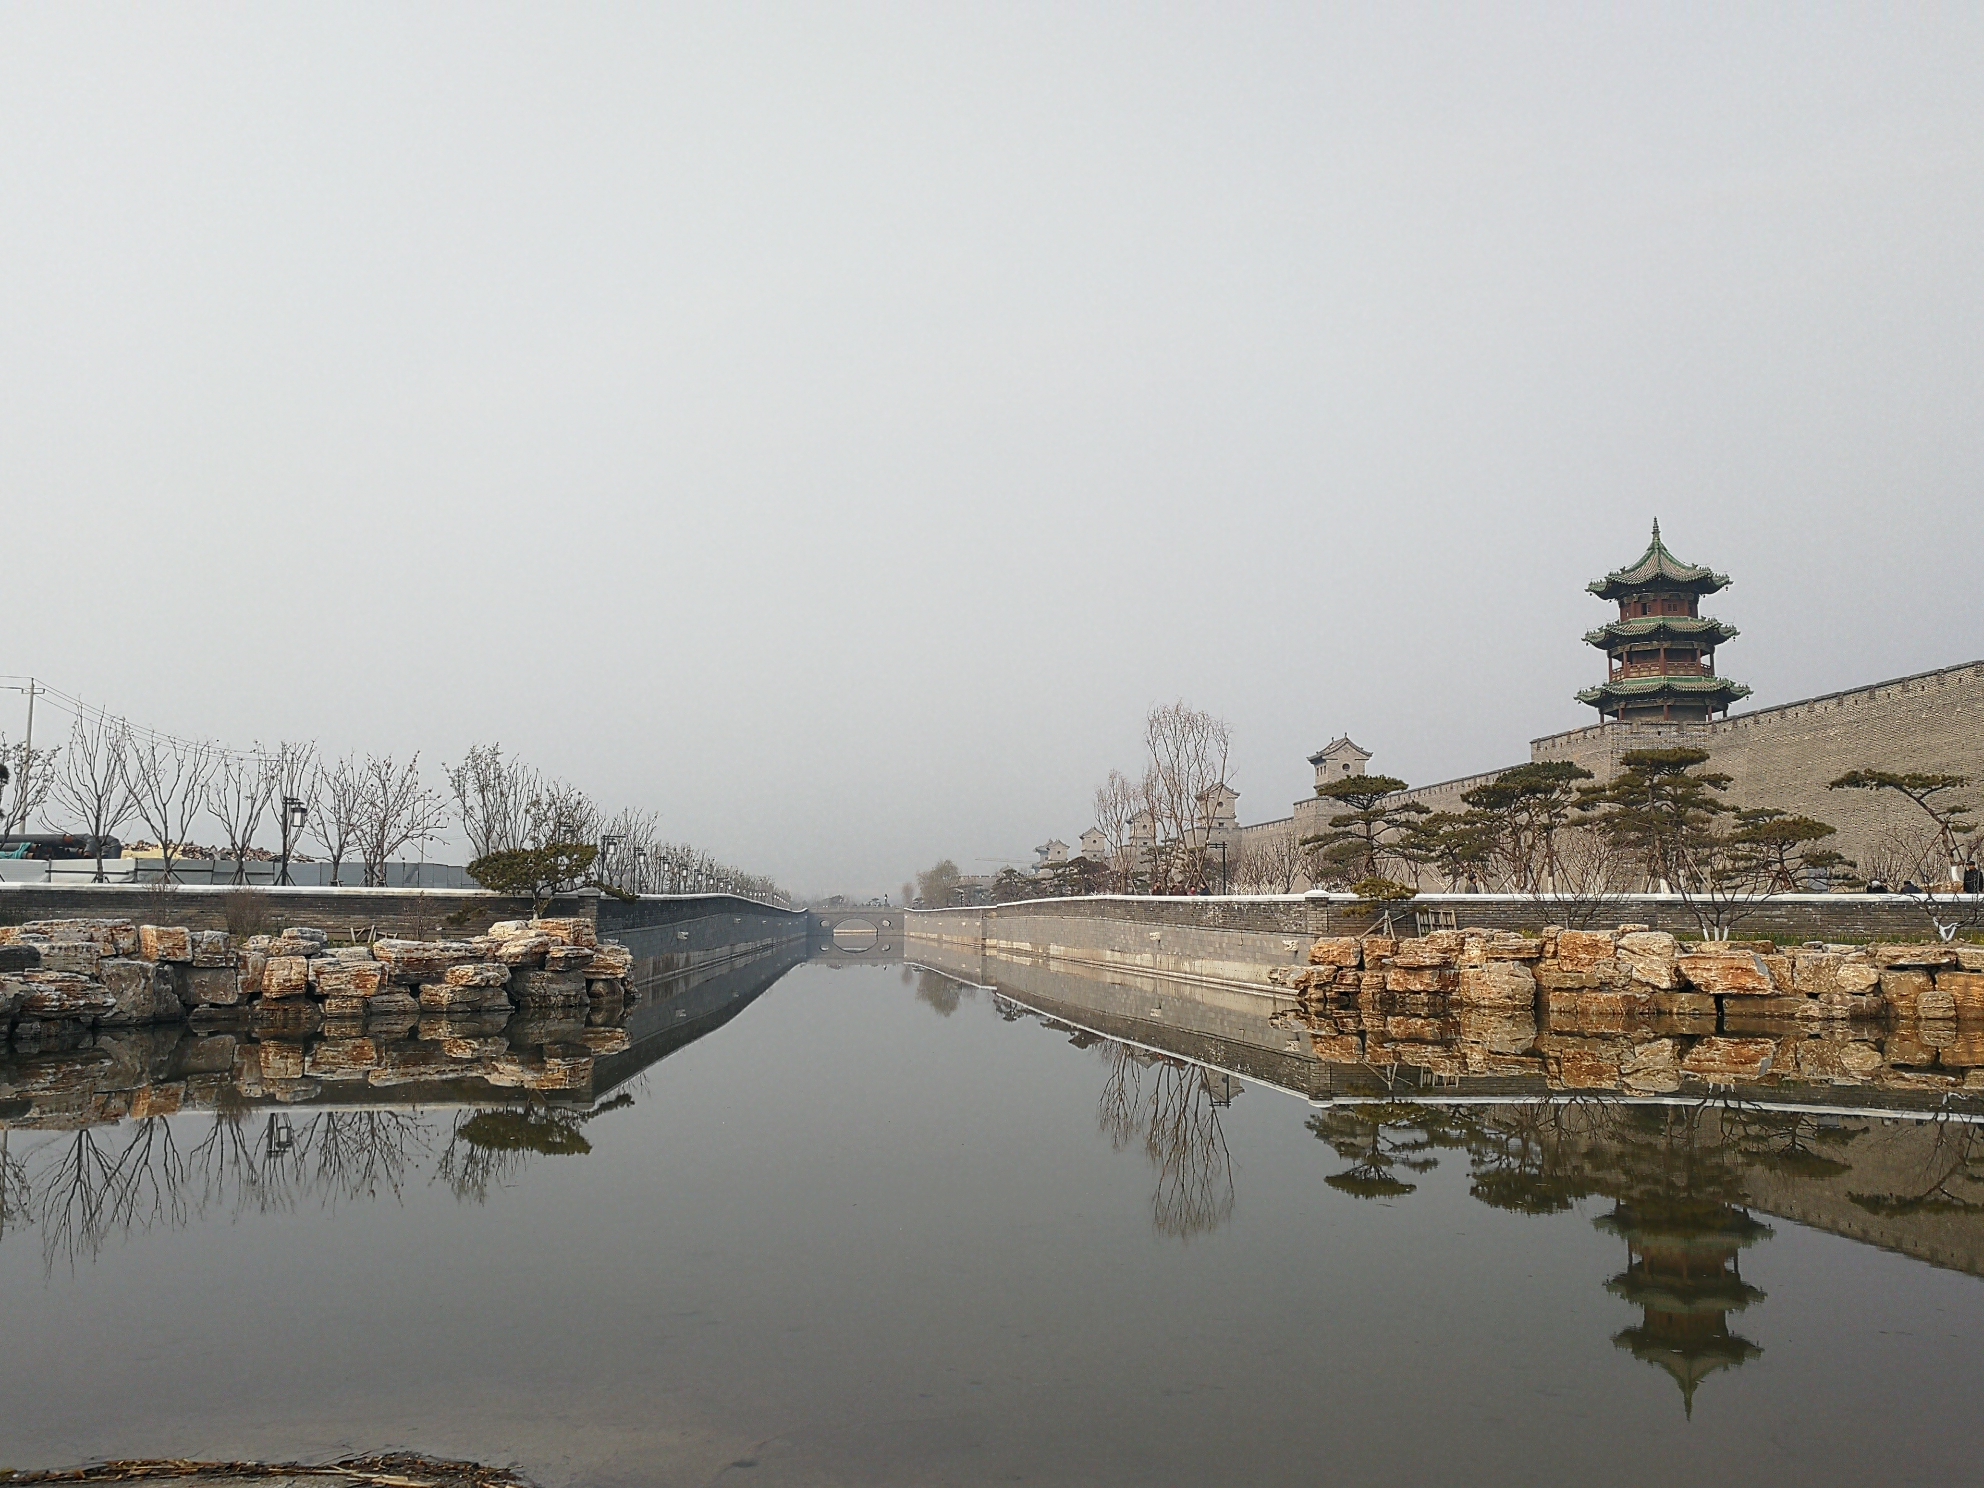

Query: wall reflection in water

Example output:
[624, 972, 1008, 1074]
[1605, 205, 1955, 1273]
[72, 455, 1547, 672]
[940, 949, 1984, 1414]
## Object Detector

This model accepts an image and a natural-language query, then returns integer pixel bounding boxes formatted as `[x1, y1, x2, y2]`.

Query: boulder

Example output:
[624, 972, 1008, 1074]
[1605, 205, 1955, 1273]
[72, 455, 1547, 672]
[1676, 950, 1775, 995]
[1919, 987, 1959, 1020]
[1880, 969, 1935, 1018]
[34, 941, 103, 976]
[1615, 931, 1681, 990]
[139, 925, 192, 963]
[1555, 930, 1619, 972]
[262, 955, 312, 999]
[1871, 944, 1960, 969]
[15, 971, 115, 1021]
[239, 951, 268, 996]
[1940, 971, 1984, 1020]
[1455, 961, 1537, 1009]
[1680, 1037, 1778, 1083]
[1838, 1041, 1885, 1077]
[530, 917, 598, 950]
[587, 943, 634, 979]
[366, 990, 421, 1019]
[544, 944, 596, 972]
[186, 966, 242, 1009]
[373, 939, 478, 982]
[190, 931, 234, 968]
[1534, 965, 1597, 991]
[1648, 992, 1717, 1017]
[101, 958, 175, 1024]
[1546, 1042, 1623, 1090]
[443, 961, 512, 989]
[1461, 932, 1545, 963]
[511, 968, 588, 1006]
[417, 982, 490, 1011]
[314, 961, 385, 999]
[1307, 936, 1365, 968]
[1385, 966, 1457, 994]
[494, 934, 553, 967]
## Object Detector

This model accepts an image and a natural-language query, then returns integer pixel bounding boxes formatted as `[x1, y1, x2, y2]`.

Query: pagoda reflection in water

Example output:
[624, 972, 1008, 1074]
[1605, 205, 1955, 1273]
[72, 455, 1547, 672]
[1596, 1197, 1769, 1415]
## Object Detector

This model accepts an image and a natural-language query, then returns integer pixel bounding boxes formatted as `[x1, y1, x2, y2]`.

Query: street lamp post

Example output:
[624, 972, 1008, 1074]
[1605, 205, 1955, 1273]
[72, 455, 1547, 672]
[279, 796, 308, 886]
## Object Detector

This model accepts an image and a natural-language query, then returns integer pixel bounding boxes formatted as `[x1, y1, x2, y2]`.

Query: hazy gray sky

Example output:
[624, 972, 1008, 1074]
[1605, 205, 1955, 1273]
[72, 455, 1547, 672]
[5, 5, 1980, 894]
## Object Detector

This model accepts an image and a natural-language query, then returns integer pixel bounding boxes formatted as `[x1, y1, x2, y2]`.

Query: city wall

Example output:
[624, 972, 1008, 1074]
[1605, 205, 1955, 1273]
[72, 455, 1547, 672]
[908, 893, 1978, 992]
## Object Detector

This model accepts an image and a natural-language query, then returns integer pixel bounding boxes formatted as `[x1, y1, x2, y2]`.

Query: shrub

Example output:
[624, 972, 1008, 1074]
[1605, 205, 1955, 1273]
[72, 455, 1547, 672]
[466, 843, 599, 915]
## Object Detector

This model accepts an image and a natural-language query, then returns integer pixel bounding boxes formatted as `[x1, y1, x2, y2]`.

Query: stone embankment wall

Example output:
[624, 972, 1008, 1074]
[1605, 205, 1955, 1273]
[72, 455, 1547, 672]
[0, 914, 656, 1110]
[907, 894, 1979, 992]
[0, 884, 589, 940]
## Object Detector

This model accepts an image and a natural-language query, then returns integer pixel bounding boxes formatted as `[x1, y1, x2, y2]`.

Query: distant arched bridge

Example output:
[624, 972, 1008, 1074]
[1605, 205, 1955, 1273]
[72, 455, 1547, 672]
[809, 908, 904, 959]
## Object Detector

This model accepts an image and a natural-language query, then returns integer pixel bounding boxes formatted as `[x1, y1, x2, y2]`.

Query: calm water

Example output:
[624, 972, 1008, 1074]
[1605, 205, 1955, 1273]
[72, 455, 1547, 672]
[4, 951, 1984, 1487]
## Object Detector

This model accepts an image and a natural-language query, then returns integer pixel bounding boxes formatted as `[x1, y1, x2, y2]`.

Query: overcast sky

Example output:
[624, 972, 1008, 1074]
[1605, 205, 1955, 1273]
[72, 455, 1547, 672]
[4, 4, 1980, 894]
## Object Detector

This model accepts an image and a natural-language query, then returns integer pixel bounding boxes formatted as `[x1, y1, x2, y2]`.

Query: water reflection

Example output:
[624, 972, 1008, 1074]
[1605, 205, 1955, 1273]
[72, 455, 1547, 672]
[1097, 1043, 1236, 1238]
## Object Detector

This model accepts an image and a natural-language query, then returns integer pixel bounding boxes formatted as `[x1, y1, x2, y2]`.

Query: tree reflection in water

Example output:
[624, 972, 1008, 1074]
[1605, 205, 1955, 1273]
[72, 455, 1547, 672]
[435, 1094, 632, 1204]
[1097, 1044, 1235, 1239]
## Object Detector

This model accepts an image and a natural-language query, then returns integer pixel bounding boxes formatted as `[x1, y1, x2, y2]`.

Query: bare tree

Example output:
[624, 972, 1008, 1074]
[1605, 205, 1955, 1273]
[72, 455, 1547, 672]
[0, 731, 59, 843]
[49, 714, 136, 882]
[1092, 769, 1142, 891]
[122, 735, 217, 883]
[311, 754, 365, 886]
[1142, 702, 1234, 891]
[205, 750, 276, 883]
[355, 753, 449, 886]
[446, 743, 537, 858]
[1235, 824, 1304, 894]
[271, 740, 319, 886]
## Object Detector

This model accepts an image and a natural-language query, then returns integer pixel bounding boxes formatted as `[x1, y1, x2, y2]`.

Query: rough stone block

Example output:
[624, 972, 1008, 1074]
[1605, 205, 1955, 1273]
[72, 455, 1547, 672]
[1648, 991, 1717, 1017]
[1549, 1045, 1622, 1089]
[416, 982, 488, 1010]
[1555, 930, 1619, 971]
[494, 933, 552, 967]
[239, 950, 268, 996]
[100, 958, 170, 1024]
[1385, 965, 1456, 994]
[1919, 987, 1959, 1020]
[1307, 936, 1365, 968]
[263, 955, 311, 999]
[314, 961, 385, 998]
[373, 939, 478, 982]
[1615, 931, 1680, 990]
[530, 917, 597, 950]
[587, 943, 634, 979]
[139, 925, 192, 963]
[1872, 972, 1936, 1023]
[367, 990, 421, 1019]
[34, 941, 103, 975]
[510, 968, 588, 1006]
[187, 965, 242, 1008]
[1676, 950, 1775, 995]
[1534, 964, 1596, 991]
[443, 960, 512, 989]
[1680, 1037, 1778, 1083]
[190, 931, 234, 968]
[544, 944, 596, 972]
[1454, 960, 1536, 1009]
[1940, 970, 1984, 1019]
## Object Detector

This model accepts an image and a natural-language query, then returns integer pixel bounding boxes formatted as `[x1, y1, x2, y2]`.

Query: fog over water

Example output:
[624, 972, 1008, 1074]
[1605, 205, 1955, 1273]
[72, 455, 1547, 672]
[4, 6, 1980, 891]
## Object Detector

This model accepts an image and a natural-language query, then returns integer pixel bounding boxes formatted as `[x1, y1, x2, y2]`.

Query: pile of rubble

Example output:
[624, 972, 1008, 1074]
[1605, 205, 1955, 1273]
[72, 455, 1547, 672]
[0, 916, 636, 1033]
[1267, 925, 1984, 1022]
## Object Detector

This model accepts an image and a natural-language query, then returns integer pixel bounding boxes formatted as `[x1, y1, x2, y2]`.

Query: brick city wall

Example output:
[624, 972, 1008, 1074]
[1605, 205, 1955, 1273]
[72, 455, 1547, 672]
[1529, 660, 1984, 880]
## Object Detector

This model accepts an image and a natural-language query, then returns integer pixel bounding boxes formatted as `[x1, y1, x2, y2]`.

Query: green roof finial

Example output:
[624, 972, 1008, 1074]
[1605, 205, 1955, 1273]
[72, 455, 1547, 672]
[1652, 516, 1661, 543]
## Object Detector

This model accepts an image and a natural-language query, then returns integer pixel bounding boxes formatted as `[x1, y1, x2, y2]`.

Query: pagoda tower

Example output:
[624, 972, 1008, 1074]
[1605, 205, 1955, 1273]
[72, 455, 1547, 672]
[1577, 520, 1752, 723]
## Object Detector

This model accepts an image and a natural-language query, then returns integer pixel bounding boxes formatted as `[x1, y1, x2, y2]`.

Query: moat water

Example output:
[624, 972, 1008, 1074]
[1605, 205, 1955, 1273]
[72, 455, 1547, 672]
[4, 950, 1984, 1486]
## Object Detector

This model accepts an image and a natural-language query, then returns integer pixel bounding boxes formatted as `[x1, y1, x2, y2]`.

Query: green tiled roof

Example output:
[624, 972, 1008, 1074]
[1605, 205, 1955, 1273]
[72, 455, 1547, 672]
[1584, 615, 1740, 650]
[1575, 675, 1754, 709]
[1588, 520, 1731, 599]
